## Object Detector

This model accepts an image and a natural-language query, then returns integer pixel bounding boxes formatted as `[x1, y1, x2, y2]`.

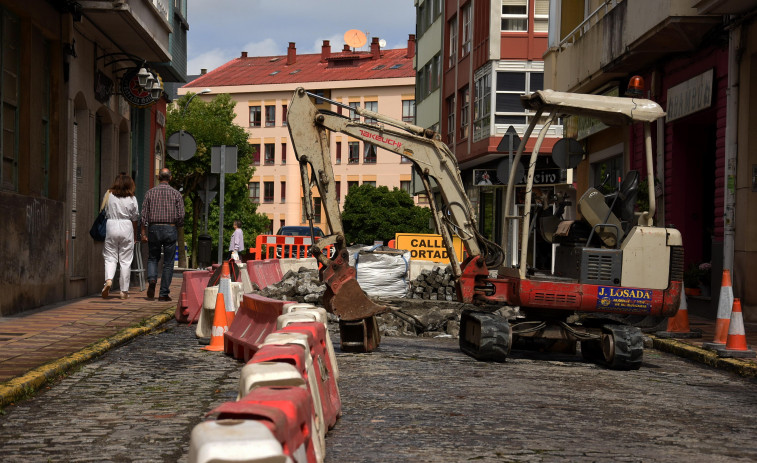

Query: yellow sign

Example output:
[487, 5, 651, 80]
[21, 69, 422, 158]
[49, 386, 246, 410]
[394, 233, 465, 263]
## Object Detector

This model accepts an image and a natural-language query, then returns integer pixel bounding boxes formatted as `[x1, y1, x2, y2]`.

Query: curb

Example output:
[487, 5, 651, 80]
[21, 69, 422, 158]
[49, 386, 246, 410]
[0, 307, 176, 409]
[650, 335, 757, 378]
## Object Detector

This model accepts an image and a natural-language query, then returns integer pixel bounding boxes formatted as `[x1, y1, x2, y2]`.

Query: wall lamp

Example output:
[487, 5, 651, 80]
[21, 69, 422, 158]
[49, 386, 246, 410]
[95, 52, 164, 105]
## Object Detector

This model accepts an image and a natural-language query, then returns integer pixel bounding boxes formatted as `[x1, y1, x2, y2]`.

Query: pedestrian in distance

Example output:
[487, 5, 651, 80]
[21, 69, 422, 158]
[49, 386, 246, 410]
[101, 173, 140, 300]
[140, 167, 185, 301]
[229, 219, 244, 261]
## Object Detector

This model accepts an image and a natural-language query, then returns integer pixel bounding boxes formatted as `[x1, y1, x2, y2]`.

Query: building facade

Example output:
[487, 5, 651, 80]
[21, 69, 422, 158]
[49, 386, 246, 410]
[0, 0, 188, 316]
[429, 0, 561, 257]
[181, 37, 418, 234]
[544, 0, 757, 319]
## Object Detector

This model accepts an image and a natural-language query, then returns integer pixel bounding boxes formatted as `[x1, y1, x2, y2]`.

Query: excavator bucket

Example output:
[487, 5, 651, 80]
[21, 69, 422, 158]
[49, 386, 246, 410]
[320, 249, 387, 321]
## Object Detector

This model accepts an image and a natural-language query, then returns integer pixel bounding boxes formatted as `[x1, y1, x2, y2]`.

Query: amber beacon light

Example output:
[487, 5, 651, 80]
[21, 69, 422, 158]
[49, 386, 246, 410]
[625, 75, 645, 97]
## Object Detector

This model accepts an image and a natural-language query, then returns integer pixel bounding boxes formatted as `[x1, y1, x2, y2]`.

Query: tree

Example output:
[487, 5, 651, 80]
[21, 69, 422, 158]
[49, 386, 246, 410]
[166, 93, 269, 267]
[341, 184, 433, 245]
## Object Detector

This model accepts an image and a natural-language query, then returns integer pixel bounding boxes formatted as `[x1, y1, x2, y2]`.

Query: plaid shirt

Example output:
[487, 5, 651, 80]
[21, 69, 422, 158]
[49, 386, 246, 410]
[141, 183, 185, 227]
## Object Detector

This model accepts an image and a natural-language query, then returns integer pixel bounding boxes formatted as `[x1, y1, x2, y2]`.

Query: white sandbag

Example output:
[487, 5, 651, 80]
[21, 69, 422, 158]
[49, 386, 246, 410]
[354, 245, 410, 298]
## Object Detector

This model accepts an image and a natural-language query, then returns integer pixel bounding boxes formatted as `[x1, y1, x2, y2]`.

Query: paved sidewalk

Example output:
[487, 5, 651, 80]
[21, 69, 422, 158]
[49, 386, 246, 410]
[1, 277, 757, 408]
[0, 276, 183, 407]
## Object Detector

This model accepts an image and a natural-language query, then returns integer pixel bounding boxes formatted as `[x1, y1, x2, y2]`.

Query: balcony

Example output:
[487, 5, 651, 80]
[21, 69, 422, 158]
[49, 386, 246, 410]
[80, 0, 172, 63]
[544, 0, 721, 93]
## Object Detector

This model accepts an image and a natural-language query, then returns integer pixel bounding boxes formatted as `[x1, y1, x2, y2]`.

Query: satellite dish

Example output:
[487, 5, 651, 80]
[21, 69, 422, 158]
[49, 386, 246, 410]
[344, 29, 367, 48]
[552, 138, 585, 169]
[379, 39, 387, 48]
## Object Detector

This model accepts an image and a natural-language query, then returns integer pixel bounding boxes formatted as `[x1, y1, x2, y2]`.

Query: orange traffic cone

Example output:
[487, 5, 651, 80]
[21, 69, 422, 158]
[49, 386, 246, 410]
[202, 292, 228, 352]
[716, 299, 756, 358]
[703, 269, 733, 350]
[656, 290, 701, 338]
[219, 261, 236, 326]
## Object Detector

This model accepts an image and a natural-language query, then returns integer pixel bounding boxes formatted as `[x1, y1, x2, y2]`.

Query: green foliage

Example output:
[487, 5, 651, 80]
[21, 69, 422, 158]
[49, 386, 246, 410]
[166, 93, 269, 265]
[341, 184, 433, 245]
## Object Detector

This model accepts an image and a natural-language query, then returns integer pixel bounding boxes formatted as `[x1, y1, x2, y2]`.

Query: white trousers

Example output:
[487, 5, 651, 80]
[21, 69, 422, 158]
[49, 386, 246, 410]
[103, 219, 134, 292]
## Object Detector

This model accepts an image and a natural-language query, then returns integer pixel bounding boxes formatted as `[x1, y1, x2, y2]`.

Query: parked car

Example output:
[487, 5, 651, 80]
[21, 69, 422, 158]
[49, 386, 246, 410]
[275, 226, 326, 258]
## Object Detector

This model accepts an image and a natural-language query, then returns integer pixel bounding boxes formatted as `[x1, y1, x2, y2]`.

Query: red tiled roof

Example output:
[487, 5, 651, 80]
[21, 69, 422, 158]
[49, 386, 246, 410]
[184, 47, 415, 88]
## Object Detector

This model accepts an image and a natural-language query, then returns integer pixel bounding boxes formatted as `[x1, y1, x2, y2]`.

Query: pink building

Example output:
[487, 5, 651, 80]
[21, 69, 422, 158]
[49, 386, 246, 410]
[181, 37, 417, 233]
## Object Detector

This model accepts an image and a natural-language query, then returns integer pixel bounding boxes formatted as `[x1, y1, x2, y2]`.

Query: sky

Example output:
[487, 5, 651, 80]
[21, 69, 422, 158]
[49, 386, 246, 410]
[187, 0, 417, 76]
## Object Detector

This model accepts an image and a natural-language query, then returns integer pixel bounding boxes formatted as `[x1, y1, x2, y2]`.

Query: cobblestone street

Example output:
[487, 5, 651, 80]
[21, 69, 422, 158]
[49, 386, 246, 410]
[1, 322, 757, 462]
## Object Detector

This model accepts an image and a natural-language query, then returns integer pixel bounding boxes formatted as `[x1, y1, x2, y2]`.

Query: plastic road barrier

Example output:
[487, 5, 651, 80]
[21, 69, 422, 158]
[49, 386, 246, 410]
[278, 323, 341, 429]
[255, 336, 327, 456]
[188, 419, 288, 463]
[224, 294, 292, 362]
[175, 269, 213, 323]
[278, 308, 339, 381]
[237, 361, 307, 401]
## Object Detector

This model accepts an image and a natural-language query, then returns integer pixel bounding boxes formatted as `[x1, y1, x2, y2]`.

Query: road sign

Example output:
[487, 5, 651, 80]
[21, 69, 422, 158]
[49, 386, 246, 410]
[394, 233, 465, 263]
[211, 145, 238, 173]
[497, 126, 521, 153]
[166, 130, 197, 161]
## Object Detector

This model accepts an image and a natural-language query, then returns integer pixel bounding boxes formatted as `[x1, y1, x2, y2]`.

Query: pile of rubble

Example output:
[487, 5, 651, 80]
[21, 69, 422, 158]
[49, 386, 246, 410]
[256, 267, 327, 304]
[406, 266, 457, 301]
[250, 265, 478, 338]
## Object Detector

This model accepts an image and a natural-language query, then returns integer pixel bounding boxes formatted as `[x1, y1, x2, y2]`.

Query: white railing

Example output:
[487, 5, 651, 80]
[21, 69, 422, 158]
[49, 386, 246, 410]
[559, 0, 622, 47]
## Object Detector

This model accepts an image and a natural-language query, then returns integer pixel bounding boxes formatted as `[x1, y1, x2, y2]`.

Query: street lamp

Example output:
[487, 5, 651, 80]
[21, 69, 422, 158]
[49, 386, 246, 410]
[182, 88, 211, 115]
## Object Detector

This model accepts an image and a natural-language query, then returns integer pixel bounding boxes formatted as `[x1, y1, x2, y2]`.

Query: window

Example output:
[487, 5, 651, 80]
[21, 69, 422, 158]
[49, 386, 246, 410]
[418, 194, 430, 205]
[281, 143, 287, 164]
[348, 102, 360, 121]
[495, 71, 543, 125]
[461, 4, 472, 56]
[347, 181, 359, 191]
[249, 182, 260, 202]
[282, 104, 288, 126]
[249, 105, 261, 127]
[364, 144, 377, 163]
[251, 144, 260, 165]
[265, 105, 275, 127]
[348, 142, 360, 164]
[280, 181, 286, 202]
[389, 64, 403, 69]
[363, 181, 376, 188]
[474, 73, 492, 139]
[335, 181, 341, 202]
[448, 15, 457, 67]
[592, 156, 622, 193]
[313, 197, 322, 223]
[335, 141, 342, 164]
[400, 180, 412, 195]
[501, 0, 528, 31]
[534, 0, 549, 33]
[402, 100, 416, 123]
[364, 101, 377, 125]
[447, 95, 456, 146]
[1, 10, 20, 191]
[264, 143, 275, 165]
[263, 182, 274, 203]
[459, 87, 470, 140]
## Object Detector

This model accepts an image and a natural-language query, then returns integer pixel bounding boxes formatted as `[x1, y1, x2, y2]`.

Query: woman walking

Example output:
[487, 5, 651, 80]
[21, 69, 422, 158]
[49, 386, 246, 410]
[102, 173, 140, 299]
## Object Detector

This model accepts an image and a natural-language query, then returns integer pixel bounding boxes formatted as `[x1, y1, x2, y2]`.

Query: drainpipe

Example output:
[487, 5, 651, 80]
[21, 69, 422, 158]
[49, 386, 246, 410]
[723, 21, 740, 272]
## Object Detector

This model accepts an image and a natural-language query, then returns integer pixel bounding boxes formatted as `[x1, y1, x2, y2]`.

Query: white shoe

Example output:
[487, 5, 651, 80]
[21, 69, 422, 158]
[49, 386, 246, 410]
[120, 291, 128, 300]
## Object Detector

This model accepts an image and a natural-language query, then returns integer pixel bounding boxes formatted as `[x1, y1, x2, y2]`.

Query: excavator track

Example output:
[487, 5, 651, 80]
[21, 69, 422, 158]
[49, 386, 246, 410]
[459, 309, 512, 362]
[581, 324, 643, 370]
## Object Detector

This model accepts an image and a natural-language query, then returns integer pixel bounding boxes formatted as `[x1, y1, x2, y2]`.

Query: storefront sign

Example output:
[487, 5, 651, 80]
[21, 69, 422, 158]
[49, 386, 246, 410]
[394, 233, 465, 263]
[666, 69, 713, 122]
[119, 67, 159, 108]
[475, 167, 564, 187]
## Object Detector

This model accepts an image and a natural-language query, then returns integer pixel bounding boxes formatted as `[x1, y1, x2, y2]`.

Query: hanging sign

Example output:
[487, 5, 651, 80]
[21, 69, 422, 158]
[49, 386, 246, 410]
[119, 67, 159, 108]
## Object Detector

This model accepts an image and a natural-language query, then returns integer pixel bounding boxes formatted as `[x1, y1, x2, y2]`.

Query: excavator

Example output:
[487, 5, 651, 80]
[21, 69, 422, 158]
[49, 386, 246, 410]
[287, 87, 682, 370]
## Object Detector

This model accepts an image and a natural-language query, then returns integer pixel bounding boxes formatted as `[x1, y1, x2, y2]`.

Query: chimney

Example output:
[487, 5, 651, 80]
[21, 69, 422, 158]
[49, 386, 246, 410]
[241, 51, 247, 58]
[287, 42, 296, 65]
[343, 44, 351, 52]
[201, 68, 207, 75]
[370, 37, 381, 59]
[406, 34, 416, 59]
[320, 40, 331, 63]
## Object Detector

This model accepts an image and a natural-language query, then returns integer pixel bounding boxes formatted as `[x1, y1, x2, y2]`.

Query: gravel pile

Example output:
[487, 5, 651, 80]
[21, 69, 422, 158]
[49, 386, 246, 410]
[406, 266, 457, 301]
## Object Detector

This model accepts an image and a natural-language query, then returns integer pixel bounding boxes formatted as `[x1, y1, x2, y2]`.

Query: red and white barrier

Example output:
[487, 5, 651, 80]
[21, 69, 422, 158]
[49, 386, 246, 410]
[188, 419, 287, 463]
[175, 269, 213, 323]
[237, 361, 306, 401]
[223, 294, 292, 361]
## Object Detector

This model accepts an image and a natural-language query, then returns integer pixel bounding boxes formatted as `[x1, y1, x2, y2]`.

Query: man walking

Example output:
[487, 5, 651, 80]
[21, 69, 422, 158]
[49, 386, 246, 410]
[141, 168, 185, 301]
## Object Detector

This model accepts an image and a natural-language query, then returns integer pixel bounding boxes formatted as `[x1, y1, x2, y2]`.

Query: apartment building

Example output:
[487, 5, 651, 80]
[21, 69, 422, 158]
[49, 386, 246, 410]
[0, 0, 187, 315]
[422, 0, 561, 253]
[182, 37, 417, 234]
[544, 0, 757, 319]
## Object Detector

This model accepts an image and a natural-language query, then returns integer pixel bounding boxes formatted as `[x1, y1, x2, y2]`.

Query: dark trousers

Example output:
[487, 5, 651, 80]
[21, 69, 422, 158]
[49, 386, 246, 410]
[147, 225, 177, 297]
